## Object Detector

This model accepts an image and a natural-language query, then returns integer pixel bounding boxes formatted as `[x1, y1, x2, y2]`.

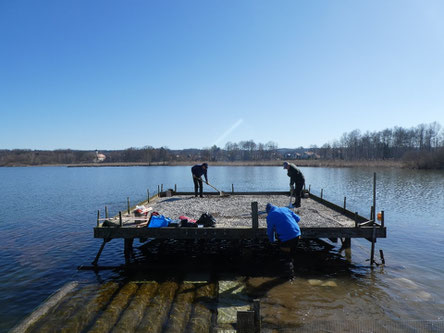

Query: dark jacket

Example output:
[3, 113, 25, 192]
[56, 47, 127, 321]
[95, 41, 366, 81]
[287, 163, 305, 186]
[266, 203, 301, 242]
[191, 164, 208, 182]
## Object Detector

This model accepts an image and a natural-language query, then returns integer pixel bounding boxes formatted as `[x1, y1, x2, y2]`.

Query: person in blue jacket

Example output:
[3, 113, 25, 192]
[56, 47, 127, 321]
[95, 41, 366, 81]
[191, 163, 208, 197]
[266, 203, 301, 254]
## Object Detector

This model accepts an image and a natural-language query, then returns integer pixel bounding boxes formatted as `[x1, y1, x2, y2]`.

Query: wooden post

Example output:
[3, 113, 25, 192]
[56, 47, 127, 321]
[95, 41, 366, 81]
[372, 172, 376, 224]
[105, 206, 108, 219]
[252, 299, 261, 333]
[237, 311, 255, 333]
[232, 184, 234, 194]
[127, 197, 130, 215]
[320, 188, 323, 200]
[174, 184, 177, 192]
[147, 189, 150, 203]
[119, 211, 123, 227]
[308, 184, 311, 194]
[157, 185, 160, 196]
[379, 249, 385, 265]
[92, 239, 108, 266]
[370, 206, 374, 220]
[251, 202, 258, 230]
[97, 210, 100, 227]
[343, 197, 347, 213]
[124, 238, 134, 264]
[370, 220, 377, 266]
[354, 212, 358, 228]
[161, 184, 164, 192]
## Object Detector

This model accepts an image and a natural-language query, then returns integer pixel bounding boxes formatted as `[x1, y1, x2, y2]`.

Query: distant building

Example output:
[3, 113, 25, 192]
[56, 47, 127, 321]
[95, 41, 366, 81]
[95, 150, 106, 162]
[302, 151, 320, 160]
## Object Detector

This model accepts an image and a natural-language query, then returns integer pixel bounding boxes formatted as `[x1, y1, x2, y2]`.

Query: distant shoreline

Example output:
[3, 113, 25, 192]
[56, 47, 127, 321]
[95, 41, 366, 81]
[2, 159, 406, 168]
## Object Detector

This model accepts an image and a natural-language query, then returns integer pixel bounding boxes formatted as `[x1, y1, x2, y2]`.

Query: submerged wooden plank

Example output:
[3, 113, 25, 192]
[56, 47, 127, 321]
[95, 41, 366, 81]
[111, 282, 159, 333]
[88, 282, 139, 333]
[163, 283, 196, 333]
[11, 281, 78, 333]
[187, 282, 217, 333]
[135, 281, 179, 333]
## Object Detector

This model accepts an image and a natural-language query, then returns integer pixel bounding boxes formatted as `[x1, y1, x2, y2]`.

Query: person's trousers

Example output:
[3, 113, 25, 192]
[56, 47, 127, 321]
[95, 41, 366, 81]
[293, 181, 304, 207]
[193, 176, 203, 197]
[280, 237, 300, 255]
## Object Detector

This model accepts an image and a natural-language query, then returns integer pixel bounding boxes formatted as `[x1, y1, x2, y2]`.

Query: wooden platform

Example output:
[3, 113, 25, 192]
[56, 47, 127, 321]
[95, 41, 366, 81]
[94, 191, 386, 240]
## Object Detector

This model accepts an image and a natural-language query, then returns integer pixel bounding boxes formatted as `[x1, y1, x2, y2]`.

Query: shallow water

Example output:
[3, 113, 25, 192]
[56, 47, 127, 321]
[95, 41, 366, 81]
[1, 166, 443, 332]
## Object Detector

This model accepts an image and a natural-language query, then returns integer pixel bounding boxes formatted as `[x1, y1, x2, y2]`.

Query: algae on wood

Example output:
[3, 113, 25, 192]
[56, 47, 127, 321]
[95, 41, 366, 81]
[87, 282, 139, 333]
[29, 284, 99, 333]
[135, 281, 179, 333]
[111, 282, 159, 333]
[187, 283, 217, 333]
[163, 283, 196, 333]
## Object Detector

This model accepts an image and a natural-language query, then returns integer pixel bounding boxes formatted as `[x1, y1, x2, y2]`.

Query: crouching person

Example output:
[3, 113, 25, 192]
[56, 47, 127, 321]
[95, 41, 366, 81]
[266, 203, 301, 277]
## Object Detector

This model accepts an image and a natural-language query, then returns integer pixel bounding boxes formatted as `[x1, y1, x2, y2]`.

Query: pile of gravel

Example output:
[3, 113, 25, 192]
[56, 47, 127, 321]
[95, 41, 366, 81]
[145, 195, 355, 229]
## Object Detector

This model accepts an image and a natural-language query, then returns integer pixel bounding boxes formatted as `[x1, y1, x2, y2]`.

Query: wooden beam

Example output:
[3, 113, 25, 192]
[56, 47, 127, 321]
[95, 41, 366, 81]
[94, 226, 386, 240]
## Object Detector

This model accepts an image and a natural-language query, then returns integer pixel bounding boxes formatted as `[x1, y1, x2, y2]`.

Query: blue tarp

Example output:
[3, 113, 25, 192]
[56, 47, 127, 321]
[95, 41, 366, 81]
[148, 215, 171, 228]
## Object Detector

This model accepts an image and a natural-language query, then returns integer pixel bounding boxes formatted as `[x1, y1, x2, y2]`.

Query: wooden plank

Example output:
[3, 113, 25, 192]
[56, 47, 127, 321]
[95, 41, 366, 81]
[309, 193, 368, 223]
[237, 311, 255, 333]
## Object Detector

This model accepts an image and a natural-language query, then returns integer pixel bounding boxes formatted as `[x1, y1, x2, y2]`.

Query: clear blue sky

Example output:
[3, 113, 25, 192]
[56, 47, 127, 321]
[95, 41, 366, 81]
[1, 0, 443, 150]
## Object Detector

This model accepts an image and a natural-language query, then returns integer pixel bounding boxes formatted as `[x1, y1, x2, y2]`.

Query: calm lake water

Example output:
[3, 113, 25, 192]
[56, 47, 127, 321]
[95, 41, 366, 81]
[1, 166, 444, 332]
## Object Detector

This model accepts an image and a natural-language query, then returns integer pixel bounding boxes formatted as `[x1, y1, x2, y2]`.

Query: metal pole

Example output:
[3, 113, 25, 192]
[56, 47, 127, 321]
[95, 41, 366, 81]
[97, 210, 100, 227]
[343, 197, 347, 213]
[105, 206, 108, 219]
[127, 197, 130, 215]
[381, 210, 385, 228]
[174, 184, 177, 192]
[321, 188, 323, 200]
[147, 189, 150, 203]
[119, 211, 123, 227]
[232, 184, 234, 194]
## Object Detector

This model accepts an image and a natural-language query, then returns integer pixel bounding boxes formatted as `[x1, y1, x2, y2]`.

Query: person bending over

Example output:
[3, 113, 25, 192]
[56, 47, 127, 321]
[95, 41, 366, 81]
[266, 203, 301, 255]
[283, 161, 305, 208]
[191, 163, 208, 197]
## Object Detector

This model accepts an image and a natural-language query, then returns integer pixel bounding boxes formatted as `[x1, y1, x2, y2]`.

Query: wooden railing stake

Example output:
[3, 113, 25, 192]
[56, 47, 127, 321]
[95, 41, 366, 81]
[251, 202, 258, 230]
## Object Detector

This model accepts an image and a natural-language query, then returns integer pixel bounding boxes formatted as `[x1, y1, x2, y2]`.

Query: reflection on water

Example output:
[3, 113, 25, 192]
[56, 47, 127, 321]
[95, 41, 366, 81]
[1, 166, 444, 332]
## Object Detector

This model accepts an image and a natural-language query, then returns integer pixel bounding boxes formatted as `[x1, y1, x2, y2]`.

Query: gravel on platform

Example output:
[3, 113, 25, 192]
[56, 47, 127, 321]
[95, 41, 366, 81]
[144, 195, 355, 228]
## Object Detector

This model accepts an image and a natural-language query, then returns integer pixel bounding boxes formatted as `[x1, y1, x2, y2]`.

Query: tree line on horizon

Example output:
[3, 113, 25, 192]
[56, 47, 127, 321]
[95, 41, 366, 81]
[1, 122, 443, 169]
